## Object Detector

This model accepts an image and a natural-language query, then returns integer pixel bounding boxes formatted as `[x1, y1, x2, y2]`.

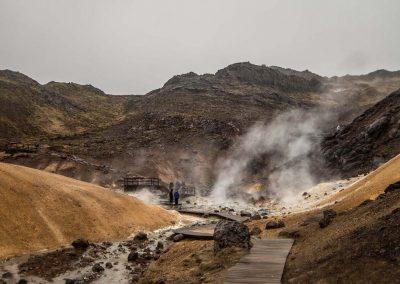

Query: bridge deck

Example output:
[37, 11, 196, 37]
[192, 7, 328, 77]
[224, 238, 294, 284]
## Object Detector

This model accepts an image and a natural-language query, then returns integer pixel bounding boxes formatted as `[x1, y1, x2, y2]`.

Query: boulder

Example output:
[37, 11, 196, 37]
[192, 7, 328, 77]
[278, 229, 300, 238]
[156, 241, 164, 250]
[384, 181, 400, 193]
[250, 214, 262, 220]
[240, 211, 252, 217]
[105, 262, 113, 269]
[213, 220, 252, 252]
[2, 272, 12, 279]
[173, 234, 184, 242]
[250, 226, 262, 236]
[71, 238, 90, 250]
[133, 232, 148, 242]
[128, 251, 139, 262]
[319, 209, 337, 228]
[92, 263, 104, 273]
[265, 220, 285, 230]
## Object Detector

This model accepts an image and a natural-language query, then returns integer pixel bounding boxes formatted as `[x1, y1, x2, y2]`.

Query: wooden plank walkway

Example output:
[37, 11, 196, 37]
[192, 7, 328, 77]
[172, 228, 214, 239]
[177, 209, 249, 222]
[224, 239, 294, 284]
[214, 212, 249, 222]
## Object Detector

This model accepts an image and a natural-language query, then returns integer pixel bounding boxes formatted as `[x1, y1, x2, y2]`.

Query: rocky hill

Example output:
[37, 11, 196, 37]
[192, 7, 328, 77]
[322, 88, 400, 177]
[0, 70, 129, 139]
[1, 63, 400, 192]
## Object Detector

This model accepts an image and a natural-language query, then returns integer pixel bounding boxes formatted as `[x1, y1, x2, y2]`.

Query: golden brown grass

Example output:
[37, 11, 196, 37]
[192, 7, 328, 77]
[0, 162, 177, 259]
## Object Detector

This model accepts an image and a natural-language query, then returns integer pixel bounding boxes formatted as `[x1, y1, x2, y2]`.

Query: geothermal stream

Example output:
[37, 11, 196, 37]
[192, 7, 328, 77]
[0, 202, 211, 284]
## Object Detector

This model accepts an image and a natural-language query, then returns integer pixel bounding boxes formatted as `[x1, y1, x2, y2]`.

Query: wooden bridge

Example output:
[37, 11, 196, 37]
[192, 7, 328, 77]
[123, 177, 160, 191]
[224, 238, 294, 284]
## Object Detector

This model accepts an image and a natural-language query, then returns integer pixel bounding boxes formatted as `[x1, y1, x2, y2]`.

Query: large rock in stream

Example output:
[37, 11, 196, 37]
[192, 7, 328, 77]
[213, 220, 252, 252]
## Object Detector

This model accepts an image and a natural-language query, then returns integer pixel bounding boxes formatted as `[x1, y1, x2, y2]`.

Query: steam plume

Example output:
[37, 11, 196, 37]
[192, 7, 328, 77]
[210, 109, 328, 204]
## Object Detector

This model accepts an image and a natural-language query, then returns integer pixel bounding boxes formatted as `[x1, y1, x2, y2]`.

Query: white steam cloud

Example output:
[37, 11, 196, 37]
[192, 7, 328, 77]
[210, 109, 328, 204]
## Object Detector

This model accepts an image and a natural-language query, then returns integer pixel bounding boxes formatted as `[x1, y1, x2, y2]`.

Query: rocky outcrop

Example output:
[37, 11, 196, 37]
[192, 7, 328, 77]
[265, 220, 285, 230]
[213, 220, 252, 252]
[322, 89, 400, 177]
[319, 209, 337, 228]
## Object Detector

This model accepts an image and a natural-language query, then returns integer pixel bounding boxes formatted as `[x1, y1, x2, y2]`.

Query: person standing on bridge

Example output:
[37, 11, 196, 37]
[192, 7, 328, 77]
[174, 190, 180, 206]
[169, 182, 174, 204]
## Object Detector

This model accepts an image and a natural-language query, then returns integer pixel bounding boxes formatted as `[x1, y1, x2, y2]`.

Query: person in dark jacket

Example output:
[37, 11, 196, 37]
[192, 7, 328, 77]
[174, 190, 180, 206]
[169, 182, 174, 204]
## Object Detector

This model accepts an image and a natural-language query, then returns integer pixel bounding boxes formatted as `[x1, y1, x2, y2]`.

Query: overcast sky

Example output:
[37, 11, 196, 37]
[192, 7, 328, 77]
[1, 0, 399, 94]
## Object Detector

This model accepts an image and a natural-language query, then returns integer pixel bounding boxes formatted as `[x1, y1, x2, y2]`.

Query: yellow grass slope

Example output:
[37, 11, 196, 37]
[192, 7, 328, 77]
[0, 162, 177, 259]
[321, 154, 400, 211]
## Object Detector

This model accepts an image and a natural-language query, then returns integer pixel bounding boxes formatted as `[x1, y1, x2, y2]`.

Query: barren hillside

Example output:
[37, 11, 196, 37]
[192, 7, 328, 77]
[1, 63, 400, 193]
[0, 162, 177, 259]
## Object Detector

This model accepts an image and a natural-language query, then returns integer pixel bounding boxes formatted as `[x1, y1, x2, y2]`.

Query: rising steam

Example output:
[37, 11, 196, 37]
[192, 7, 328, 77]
[210, 109, 329, 204]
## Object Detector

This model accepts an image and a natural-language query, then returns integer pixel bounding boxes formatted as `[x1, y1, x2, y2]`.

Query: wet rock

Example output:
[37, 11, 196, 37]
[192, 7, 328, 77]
[213, 220, 252, 252]
[65, 279, 83, 284]
[71, 238, 90, 250]
[250, 226, 262, 236]
[278, 229, 300, 238]
[131, 274, 140, 282]
[173, 234, 185, 242]
[92, 263, 105, 273]
[384, 181, 400, 193]
[105, 262, 113, 269]
[156, 241, 164, 250]
[2, 272, 12, 279]
[128, 251, 139, 262]
[265, 220, 285, 230]
[133, 232, 148, 242]
[240, 211, 252, 217]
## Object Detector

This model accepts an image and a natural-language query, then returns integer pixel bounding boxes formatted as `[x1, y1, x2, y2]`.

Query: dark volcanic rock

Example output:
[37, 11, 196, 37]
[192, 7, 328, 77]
[384, 181, 400, 193]
[250, 226, 262, 236]
[71, 238, 90, 250]
[319, 209, 337, 228]
[240, 211, 252, 217]
[92, 263, 104, 273]
[213, 220, 252, 252]
[250, 214, 262, 220]
[173, 234, 184, 242]
[278, 229, 301, 238]
[265, 220, 285, 230]
[133, 232, 148, 242]
[128, 251, 139, 262]
[322, 89, 400, 177]
[1, 272, 12, 279]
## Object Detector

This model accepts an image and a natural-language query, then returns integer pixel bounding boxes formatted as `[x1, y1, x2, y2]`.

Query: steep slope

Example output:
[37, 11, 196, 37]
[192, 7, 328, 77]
[249, 155, 400, 283]
[322, 89, 400, 177]
[0, 162, 177, 259]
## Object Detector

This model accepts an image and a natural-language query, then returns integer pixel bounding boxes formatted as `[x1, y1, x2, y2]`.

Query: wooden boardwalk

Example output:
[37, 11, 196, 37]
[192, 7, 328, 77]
[224, 239, 294, 284]
[172, 228, 214, 239]
[177, 209, 249, 222]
